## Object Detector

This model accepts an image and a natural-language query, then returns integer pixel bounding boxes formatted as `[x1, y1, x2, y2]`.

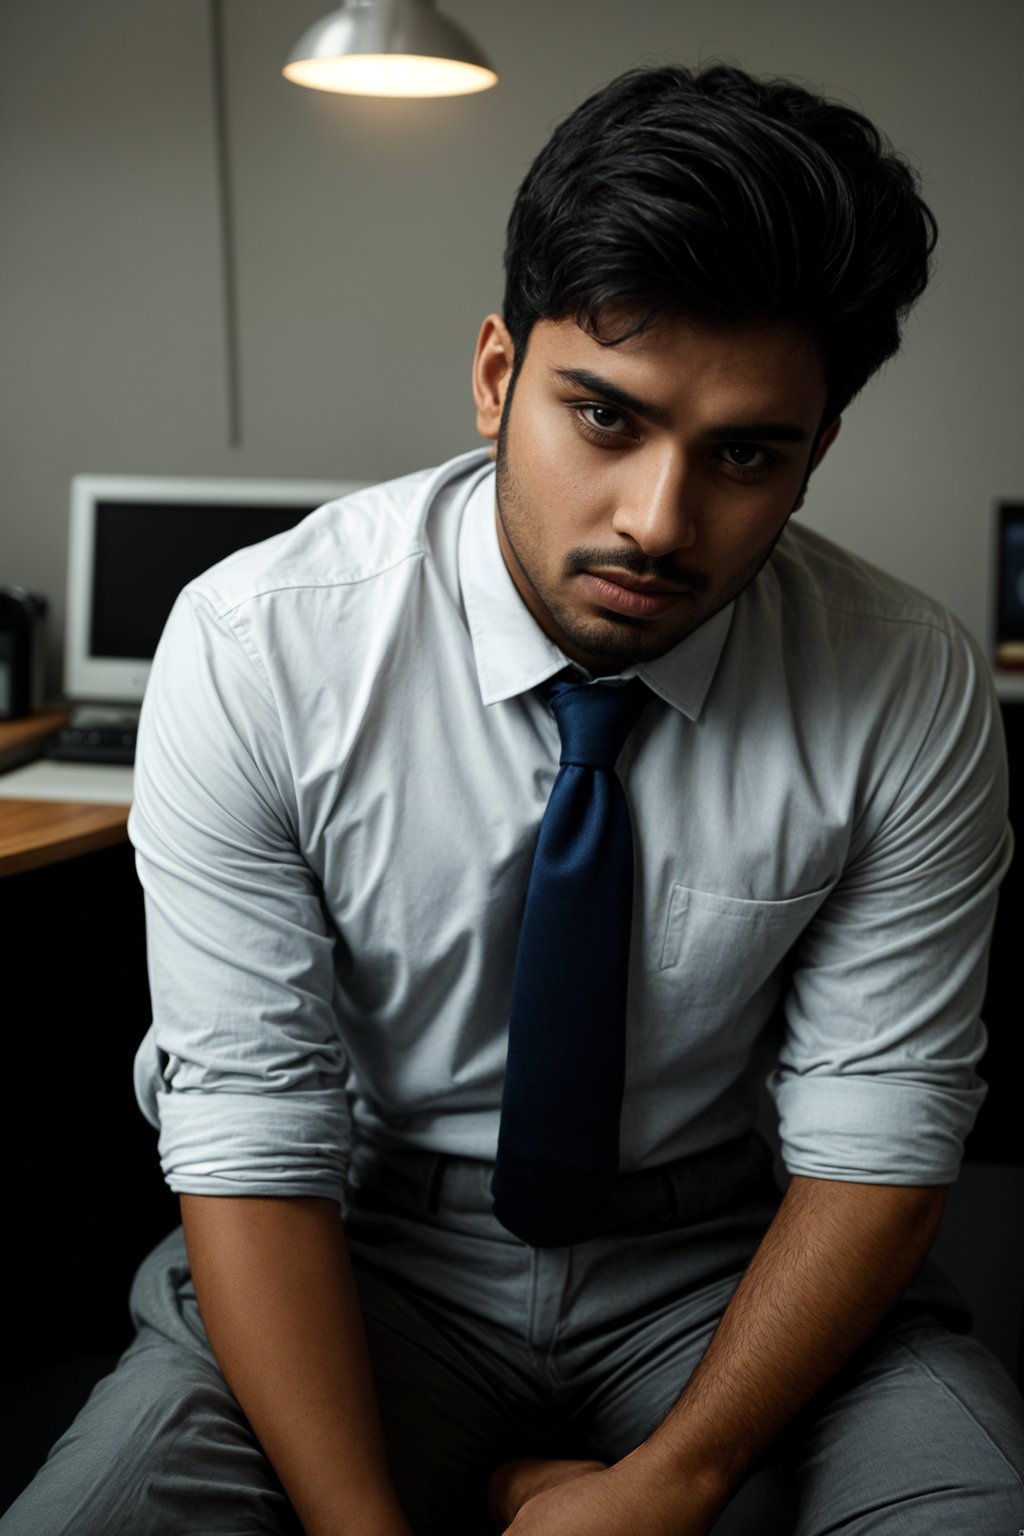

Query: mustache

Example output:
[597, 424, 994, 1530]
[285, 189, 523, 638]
[564, 547, 710, 594]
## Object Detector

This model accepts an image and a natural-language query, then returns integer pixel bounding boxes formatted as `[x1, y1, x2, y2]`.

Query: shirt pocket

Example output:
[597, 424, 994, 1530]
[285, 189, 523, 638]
[658, 882, 831, 988]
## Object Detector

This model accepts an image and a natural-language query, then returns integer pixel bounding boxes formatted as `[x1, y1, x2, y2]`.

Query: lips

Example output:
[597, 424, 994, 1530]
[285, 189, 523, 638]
[579, 571, 689, 618]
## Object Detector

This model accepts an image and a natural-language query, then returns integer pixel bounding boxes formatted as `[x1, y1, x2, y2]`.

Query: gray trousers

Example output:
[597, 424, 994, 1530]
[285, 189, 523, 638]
[4, 1135, 1024, 1534]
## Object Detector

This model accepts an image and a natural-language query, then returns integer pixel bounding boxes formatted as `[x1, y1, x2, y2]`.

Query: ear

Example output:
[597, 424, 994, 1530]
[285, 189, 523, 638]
[472, 313, 516, 448]
[791, 416, 841, 512]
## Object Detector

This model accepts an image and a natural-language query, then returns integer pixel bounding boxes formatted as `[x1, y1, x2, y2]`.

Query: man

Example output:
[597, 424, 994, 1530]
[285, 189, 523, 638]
[5, 62, 1023, 1536]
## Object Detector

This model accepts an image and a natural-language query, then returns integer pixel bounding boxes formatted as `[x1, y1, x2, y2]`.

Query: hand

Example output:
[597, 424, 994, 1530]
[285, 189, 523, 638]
[488, 1451, 716, 1536]
[487, 1458, 608, 1528]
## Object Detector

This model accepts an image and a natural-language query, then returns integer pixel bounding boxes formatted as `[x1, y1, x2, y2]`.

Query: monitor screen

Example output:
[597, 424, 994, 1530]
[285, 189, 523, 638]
[90, 499, 320, 661]
[65, 475, 365, 704]
[997, 504, 1024, 646]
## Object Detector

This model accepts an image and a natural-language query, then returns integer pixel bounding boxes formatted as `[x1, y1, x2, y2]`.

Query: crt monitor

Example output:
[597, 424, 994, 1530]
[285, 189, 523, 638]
[64, 474, 365, 707]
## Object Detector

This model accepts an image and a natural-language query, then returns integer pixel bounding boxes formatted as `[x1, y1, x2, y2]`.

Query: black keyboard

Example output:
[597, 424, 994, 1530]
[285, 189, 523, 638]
[46, 706, 140, 765]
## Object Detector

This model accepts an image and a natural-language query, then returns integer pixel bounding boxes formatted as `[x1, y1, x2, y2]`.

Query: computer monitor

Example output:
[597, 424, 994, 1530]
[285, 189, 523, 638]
[996, 501, 1024, 668]
[64, 474, 365, 706]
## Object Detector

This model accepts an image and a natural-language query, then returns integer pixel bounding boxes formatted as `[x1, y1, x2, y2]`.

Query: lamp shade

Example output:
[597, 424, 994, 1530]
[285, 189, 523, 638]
[283, 0, 498, 98]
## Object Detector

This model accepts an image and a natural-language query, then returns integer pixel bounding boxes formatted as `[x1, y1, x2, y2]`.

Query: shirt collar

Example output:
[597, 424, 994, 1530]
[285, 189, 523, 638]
[457, 460, 734, 720]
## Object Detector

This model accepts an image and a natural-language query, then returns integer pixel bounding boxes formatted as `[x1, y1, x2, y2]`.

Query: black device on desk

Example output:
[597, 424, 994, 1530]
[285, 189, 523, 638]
[0, 587, 47, 720]
[45, 704, 140, 764]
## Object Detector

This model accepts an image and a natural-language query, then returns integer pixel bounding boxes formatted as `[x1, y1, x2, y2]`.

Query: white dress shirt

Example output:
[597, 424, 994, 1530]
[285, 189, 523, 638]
[129, 447, 1013, 1204]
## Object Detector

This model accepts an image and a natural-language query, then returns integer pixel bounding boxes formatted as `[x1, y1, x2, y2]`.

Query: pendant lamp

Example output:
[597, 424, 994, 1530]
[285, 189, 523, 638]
[283, 0, 498, 98]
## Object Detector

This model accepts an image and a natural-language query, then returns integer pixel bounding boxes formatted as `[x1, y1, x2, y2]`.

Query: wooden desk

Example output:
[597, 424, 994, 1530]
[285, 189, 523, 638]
[0, 711, 130, 877]
[0, 796, 130, 877]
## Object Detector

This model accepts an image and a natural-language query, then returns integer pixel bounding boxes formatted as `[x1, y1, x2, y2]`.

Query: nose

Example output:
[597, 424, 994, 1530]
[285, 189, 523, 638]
[610, 450, 699, 557]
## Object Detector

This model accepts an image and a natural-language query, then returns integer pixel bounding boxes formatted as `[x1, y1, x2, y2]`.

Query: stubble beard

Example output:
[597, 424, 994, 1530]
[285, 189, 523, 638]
[494, 436, 655, 669]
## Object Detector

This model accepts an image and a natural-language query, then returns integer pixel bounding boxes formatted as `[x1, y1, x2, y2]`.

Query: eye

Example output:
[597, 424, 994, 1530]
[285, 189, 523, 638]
[721, 444, 765, 468]
[575, 404, 634, 440]
[716, 443, 777, 477]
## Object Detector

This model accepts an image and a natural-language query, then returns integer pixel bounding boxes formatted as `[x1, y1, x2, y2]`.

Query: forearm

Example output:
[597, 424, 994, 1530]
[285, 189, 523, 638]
[632, 1175, 948, 1524]
[180, 1193, 410, 1536]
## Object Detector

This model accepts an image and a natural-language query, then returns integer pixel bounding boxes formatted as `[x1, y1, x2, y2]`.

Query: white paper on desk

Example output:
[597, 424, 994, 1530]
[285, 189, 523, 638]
[0, 759, 134, 804]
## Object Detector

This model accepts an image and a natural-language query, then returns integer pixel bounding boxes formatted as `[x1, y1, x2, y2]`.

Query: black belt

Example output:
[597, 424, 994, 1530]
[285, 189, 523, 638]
[346, 1130, 780, 1239]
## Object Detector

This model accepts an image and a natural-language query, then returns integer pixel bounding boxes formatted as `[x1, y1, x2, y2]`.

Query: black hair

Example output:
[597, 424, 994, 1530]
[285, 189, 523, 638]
[502, 64, 938, 426]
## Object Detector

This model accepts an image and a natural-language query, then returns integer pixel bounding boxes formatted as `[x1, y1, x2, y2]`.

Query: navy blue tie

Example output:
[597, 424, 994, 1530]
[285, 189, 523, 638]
[492, 675, 649, 1246]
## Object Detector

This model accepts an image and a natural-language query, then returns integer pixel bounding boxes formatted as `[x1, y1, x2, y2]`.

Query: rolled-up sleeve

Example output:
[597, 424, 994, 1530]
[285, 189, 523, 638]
[769, 618, 1014, 1185]
[129, 586, 351, 1203]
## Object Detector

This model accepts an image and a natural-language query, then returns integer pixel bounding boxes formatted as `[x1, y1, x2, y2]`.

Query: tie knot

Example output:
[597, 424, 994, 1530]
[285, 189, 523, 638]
[545, 677, 648, 768]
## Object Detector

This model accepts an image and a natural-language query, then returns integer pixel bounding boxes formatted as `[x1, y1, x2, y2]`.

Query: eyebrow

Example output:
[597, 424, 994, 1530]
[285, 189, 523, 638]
[551, 367, 812, 444]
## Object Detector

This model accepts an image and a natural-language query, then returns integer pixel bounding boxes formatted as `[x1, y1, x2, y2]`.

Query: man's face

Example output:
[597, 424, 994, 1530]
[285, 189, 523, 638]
[472, 313, 838, 675]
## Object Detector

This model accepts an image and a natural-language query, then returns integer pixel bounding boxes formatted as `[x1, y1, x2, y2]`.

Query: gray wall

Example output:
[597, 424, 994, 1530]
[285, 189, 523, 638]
[1, 0, 1022, 691]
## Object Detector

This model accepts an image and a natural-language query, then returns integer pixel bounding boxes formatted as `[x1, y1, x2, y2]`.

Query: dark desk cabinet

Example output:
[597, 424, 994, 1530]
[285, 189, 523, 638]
[1, 842, 177, 1385]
